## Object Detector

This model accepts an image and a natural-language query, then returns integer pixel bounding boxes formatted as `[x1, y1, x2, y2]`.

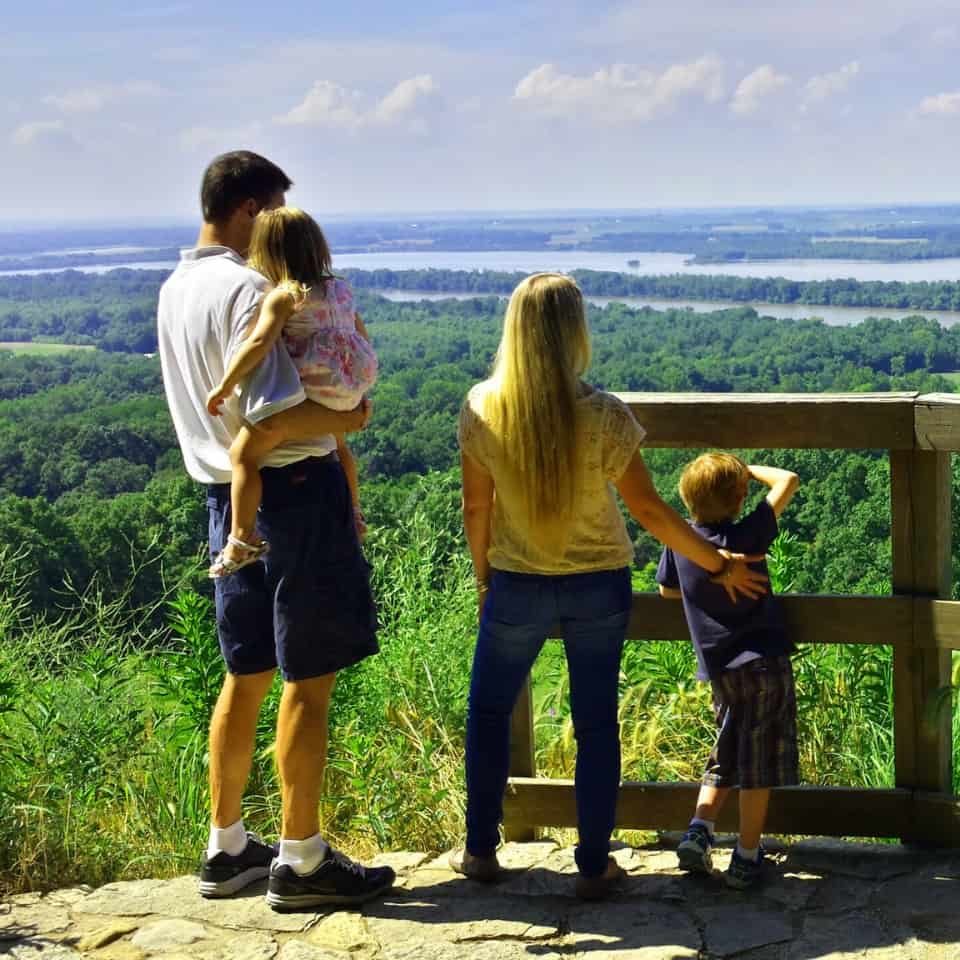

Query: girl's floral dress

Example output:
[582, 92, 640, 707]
[281, 278, 378, 410]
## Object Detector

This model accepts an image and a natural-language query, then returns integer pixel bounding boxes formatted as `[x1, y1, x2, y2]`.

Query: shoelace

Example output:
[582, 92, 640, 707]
[330, 848, 366, 877]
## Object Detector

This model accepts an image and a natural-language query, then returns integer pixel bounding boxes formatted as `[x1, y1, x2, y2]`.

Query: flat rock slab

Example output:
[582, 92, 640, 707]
[5, 842, 959, 959]
[276, 943, 346, 960]
[0, 900, 72, 941]
[790, 913, 918, 960]
[76, 920, 141, 950]
[73, 877, 314, 933]
[380, 941, 561, 960]
[370, 852, 430, 875]
[567, 903, 700, 960]
[2, 945, 82, 959]
[131, 918, 209, 952]
[496, 841, 558, 871]
[364, 894, 560, 943]
[786, 840, 924, 881]
[696, 905, 795, 957]
[872, 866, 960, 919]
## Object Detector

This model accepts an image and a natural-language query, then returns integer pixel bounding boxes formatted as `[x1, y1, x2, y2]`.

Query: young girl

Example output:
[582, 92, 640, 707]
[206, 207, 378, 577]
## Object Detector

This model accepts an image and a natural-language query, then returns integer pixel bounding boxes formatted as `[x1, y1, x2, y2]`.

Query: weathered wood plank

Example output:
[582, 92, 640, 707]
[503, 779, 912, 838]
[915, 393, 960, 451]
[504, 677, 537, 842]
[624, 593, 912, 647]
[891, 449, 954, 831]
[617, 392, 918, 450]
[915, 600, 960, 650]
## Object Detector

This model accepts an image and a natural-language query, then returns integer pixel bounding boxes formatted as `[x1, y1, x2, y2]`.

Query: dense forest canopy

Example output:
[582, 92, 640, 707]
[5, 269, 960, 356]
[2, 278, 959, 615]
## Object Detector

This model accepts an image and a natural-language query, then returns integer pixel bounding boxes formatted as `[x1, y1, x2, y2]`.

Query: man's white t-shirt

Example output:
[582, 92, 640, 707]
[157, 245, 336, 485]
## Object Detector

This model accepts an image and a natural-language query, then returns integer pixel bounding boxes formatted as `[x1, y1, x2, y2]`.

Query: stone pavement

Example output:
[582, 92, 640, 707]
[3, 839, 960, 959]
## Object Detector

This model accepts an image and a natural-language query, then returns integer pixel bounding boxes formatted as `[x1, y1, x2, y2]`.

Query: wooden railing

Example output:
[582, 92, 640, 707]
[503, 392, 960, 846]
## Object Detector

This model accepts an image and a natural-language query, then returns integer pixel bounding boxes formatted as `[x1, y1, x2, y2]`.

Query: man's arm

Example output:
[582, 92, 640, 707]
[208, 289, 296, 415]
[748, 464, 800, 518]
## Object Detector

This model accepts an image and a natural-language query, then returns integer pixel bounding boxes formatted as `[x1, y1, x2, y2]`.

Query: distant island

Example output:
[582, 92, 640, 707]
[8, 204, 960, 271]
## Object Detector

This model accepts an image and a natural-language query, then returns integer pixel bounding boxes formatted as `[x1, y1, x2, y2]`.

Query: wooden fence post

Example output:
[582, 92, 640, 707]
[503, 676, 536, 841]
[890, 448, 954, 844]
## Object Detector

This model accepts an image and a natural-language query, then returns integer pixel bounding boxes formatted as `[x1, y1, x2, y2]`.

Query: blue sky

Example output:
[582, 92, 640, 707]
[4, 0, 960, 221]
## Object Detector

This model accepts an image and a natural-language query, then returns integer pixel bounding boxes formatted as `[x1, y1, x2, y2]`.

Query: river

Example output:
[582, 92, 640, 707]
[4, 248, 960, 327]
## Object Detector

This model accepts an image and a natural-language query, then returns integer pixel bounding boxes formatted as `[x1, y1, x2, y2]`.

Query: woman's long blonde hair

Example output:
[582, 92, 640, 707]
[247, 206, 333, 298]
[485, 273, 591, 548]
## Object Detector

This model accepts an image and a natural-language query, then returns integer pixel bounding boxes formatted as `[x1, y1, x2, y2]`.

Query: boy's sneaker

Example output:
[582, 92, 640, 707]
[677, 823, 714, 874]
[199, 834, 277, 898]
[266, 847, 395, 911]
[724, 847, 765, 890]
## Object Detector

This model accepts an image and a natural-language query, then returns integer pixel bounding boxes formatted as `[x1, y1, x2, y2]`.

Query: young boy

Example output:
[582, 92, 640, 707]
[656, 454, 799, 890]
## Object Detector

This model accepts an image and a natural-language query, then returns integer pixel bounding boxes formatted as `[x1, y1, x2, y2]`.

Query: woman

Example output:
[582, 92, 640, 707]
[453, 273, 766, 900]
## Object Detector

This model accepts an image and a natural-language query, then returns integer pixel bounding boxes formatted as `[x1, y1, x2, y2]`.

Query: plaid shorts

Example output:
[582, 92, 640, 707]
[703, 654, 799, 790]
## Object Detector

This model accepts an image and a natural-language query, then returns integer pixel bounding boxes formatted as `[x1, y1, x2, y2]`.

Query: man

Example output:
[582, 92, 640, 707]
[157, 150, 394, 910]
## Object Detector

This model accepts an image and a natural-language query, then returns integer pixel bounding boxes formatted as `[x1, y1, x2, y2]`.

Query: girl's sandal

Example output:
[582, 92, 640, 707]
[208, 536, 270, 579]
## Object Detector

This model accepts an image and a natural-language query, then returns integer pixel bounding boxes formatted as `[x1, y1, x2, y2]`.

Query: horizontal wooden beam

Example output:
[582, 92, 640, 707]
[915, 393, 960, 452]
[915, 599, 960, 650]
[504, 779, 914, 839]
[623, 593, 914, 647]
[618, 392, 918, 450]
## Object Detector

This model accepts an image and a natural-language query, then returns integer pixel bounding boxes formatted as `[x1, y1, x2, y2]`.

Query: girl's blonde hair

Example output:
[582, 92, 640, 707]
[247, 206, 333, 298]
[485, 273, 591, 550]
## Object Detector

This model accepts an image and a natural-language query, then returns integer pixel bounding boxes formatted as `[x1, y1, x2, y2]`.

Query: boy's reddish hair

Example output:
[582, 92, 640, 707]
[679, 453, 749, 524]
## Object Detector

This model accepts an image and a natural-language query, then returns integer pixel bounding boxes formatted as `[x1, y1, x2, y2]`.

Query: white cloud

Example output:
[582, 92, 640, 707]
[276, 75, 437, 131]
[43, 81, 167, 114]
[801, 61, 860, 111]
[512, 56, 725, 122]
[730, 65, 790, 116]
[918, 91, 960, 116]
[11, 119, 77, 149]
[373, 75, 436, 124]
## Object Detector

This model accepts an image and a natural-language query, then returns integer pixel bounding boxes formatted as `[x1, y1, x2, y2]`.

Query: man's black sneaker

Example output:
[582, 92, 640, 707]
[265, 848, 396, 911]
[198, 834, 277, 898]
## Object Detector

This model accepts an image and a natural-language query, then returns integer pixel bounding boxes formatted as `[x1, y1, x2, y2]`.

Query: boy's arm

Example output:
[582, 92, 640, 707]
[748, 464, 800, 519]
[658, 585, 683, 599]
[208, 289, 296, 415]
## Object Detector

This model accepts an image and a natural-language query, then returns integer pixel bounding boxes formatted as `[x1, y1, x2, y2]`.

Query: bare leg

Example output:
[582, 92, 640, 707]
[693, 783, 731, 824]
[227, 426, 274, 553]
[737, 788, 770, 850]
[222, 400, 362, 565]
[209, 669, 277, 827]
[276, 673, 337, 840]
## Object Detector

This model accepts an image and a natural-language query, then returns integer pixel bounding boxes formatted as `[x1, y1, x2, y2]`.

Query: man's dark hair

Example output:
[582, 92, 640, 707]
[200, 151, 293, 223]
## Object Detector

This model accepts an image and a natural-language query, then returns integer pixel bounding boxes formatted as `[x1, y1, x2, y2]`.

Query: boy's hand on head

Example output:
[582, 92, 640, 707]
[711, 549, 768, 603]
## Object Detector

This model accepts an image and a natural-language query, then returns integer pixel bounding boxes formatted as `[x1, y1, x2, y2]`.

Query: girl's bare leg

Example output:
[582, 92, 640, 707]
[220, 400, 369, 565]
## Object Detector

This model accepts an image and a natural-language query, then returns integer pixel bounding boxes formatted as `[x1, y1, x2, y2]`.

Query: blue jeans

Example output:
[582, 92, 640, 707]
[465, 566, 631, 878]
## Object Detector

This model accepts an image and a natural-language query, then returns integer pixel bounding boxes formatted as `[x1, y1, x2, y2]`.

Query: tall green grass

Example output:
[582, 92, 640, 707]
[0, 502, 952, 895]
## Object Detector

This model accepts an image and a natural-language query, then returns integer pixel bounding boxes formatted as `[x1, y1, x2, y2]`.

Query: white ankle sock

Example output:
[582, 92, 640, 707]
[207, 819, 247, 858]
[736, 842, 760, 862]
[276, 833, 330, 876]
[691, 817, 715, 836]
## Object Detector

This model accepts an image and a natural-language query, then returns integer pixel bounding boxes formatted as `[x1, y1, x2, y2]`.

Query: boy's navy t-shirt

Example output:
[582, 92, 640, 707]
[655, 500, 793, 681]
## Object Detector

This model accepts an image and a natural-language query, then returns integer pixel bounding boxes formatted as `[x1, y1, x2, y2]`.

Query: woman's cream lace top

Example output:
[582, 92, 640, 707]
[457, 381, 646, 575]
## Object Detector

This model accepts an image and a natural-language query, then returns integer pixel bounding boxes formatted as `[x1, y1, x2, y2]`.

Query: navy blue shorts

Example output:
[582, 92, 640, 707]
[207, 455, 379, 681]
